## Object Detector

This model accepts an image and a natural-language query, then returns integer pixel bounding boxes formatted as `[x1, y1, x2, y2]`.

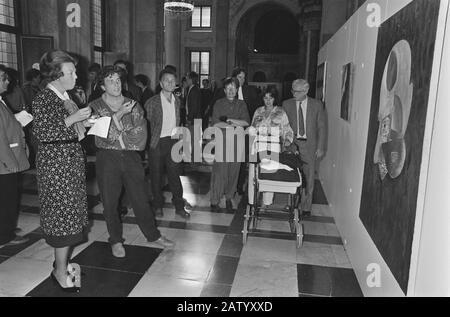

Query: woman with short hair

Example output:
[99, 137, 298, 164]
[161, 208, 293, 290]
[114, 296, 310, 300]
[210, 77, 250, 212]
[33, 50, 92, 292]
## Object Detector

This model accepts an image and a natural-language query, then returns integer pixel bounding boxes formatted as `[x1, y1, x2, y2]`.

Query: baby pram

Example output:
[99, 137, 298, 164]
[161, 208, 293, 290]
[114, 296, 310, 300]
[243, 134, 304, 248]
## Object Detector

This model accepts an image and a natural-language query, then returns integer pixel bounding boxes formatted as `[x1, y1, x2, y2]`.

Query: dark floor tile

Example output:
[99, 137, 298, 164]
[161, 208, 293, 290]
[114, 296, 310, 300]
[0, 231, 44, 257]
[20, 205, 40, 214]
[226, 211, 245, 235]
[0, 255, 9, 264]
[313, 180, 329, 205]
[297, 264, 333, 297]
[304, 234, 343, 246]
[156, 219, 227, 234]
[206, 255, 240, 285]
[217, 235, 244, 258]
[249, 230, 296, 241]
[71, 242, 162, 274]
[330, 267, 364, 297]
[87, 194, 101, 210]
[200, 283, 232, 297]
[307, 216, 335, 224]
[21, 188, 38, 195]
[27, 266, 142, 297]
[297, 264, 363, 297]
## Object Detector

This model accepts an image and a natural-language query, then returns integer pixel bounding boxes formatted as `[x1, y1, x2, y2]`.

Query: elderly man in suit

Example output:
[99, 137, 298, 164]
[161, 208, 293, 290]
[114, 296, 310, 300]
[145, 69, 190, 219]
[283, 79, 327, 217]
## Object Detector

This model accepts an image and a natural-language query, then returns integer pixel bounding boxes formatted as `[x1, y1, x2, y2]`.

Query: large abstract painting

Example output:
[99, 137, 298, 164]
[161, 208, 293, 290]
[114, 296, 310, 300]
[359, 0, 441, 294]
[316, 62, 327, 105]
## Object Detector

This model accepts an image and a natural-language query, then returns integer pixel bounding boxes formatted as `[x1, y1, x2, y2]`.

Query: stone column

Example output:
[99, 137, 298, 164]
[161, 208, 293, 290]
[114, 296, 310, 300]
[164, 14, 182, 71]
[299, 0, 322, 95]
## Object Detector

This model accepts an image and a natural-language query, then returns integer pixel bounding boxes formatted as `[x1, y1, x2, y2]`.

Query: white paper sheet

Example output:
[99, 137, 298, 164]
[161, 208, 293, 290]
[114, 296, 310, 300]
[87, 117, 111, 138]
[14, 110, 34, 127]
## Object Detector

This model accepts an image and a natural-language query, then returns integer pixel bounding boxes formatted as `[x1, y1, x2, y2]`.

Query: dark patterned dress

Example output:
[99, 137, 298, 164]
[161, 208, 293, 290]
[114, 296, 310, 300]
[32, 89, 88, 248]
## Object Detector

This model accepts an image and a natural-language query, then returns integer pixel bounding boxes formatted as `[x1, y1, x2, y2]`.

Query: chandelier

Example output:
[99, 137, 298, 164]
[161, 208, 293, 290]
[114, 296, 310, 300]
[164, 1, 195, 19]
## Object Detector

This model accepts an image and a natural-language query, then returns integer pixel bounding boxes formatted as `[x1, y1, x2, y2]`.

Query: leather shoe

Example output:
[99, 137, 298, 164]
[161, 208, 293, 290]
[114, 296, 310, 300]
[50, 272, 80, 293]
[302, 210, 312, 218]
[211, 204, 221, 213]
[154, 208, 164, 217]
[1, 236, 29, 247]
[149, 236, 175, 248]
[226, 200, 234, 212]
[175, 209, 191, 219]
[111, 243, 126, 258]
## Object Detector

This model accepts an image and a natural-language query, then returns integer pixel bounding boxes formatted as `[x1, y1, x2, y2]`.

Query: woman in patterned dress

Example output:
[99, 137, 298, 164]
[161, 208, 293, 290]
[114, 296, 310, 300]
[33, 51, 92, 292]
[248, 86, 294, 207]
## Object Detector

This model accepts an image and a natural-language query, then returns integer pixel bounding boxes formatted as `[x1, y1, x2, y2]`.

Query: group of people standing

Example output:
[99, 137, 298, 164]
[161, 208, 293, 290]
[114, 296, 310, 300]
[0, 49, 328, 293]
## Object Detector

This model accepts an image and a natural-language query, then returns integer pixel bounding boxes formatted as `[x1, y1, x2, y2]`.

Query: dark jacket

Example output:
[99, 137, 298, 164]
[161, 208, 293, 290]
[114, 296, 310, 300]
[0, 98, 29, 175]
[186, 85, 202, 124]
[141, 87, 154, 107]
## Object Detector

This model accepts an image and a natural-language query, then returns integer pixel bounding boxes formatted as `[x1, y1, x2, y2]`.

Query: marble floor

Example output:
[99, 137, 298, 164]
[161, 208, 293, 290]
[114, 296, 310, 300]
[0, 159, 363, 297]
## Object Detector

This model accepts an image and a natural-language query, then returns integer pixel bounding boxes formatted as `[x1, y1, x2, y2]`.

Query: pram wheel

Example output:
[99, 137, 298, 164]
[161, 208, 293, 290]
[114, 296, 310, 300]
[294, 209, 304, 248]
[242, 205, 251, 245]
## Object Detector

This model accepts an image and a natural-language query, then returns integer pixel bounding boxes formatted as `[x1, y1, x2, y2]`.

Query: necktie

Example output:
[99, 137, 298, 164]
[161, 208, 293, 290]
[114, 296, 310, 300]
[298, 102, 305, 136]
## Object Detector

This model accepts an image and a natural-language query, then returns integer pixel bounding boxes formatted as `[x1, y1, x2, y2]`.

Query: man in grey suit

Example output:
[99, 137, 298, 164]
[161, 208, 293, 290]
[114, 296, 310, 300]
[283, 79, 327, 217]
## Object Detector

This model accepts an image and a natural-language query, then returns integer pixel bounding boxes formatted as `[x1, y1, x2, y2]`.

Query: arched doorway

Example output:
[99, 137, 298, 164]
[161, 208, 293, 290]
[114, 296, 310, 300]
[253, 71, 267, 82]
[235, 2, 301, 100]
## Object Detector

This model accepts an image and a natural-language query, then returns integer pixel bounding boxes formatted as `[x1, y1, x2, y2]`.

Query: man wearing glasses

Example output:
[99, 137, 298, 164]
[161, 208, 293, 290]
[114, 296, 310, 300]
[283, 79, 327, 217]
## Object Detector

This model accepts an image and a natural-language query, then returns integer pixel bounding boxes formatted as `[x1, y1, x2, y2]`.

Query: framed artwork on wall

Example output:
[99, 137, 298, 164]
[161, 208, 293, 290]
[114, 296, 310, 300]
[316, 62, 327, 106]
[19, 35, 54, 83]
[340, 62, 354, 122]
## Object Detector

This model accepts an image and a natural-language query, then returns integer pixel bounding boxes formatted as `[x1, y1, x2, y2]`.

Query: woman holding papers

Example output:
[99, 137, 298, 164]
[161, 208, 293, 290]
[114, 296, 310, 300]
[248, 86, 294, 207]
[89, 66, 174, 259]
[0, 65, 30, 249]
[33, 51, 92, 293]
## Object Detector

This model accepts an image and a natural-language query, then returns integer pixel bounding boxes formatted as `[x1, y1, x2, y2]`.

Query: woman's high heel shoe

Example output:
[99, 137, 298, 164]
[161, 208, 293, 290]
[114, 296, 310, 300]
[50, 272, 80, 293]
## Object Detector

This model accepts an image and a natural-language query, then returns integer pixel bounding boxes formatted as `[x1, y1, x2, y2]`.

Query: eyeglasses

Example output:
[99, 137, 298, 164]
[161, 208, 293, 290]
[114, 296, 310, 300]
[292, 89, 307, 94]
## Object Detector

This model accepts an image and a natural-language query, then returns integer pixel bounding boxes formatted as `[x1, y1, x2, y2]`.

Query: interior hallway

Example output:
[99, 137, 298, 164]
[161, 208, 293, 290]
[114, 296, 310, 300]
[0, 158, 363, 297]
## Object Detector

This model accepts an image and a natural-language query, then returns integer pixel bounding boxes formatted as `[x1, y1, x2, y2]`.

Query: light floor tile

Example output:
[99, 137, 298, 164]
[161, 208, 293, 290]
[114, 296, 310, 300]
[302, 221, 329, 236]
[128, 274, 204, 297]
[96, 223, 142, 245]
[146, 249, 217, 282]
[14, 239, 53, 261]
[296, 244, 336, 267]
[240, 237, 297, 263]
[20, 194, 40, 208]
[0, 257, 53, 297]
[255, 219, 291, 233]
[72, 220, 108, 257]
[133, 229, 225, 254]
[312, 204, 333, 217]
[131, 227, 182, 247]
[331, 245, 353, 269]
[231, 259, 298, 297]
[16, 213, 41, 235]
[158, 208, 233, 226]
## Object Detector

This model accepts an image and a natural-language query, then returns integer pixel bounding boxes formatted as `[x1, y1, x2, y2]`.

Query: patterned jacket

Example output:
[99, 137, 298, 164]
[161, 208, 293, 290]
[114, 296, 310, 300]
[144, 93, 180, 150]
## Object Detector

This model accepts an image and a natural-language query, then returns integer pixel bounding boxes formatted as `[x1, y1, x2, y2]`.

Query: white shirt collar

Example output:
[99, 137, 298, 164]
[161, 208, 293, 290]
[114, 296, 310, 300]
[47, 83, 71, 101]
